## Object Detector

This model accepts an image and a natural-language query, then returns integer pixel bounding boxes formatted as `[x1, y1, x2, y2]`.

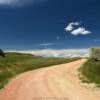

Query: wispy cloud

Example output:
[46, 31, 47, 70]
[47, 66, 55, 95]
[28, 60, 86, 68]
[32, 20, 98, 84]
[56, 36, 60, 40]
[93, 40, 100, 42]
[65, 22, 91, 36]
[0, 0, 46, 6]
[40, 43, 55, 46]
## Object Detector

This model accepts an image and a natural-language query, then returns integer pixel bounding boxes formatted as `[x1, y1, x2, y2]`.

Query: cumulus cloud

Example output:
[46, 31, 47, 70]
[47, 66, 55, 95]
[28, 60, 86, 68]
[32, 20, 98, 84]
[65, 22, 91, 36]
[5, 49, 89, 58]
[71, 27, 91, 35]
[65, 22, 79, 31]
[0, 0, 46, 6]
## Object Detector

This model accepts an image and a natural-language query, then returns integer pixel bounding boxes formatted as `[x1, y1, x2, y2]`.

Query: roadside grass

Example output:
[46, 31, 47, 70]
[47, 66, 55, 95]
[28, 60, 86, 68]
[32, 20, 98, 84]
[79, 59, 100, 86]
[0, 53, 80, 89]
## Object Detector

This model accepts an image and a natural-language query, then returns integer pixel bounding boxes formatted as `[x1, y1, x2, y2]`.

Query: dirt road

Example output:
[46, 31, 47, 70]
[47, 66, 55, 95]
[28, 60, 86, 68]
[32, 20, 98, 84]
[0, 59, 100, 100]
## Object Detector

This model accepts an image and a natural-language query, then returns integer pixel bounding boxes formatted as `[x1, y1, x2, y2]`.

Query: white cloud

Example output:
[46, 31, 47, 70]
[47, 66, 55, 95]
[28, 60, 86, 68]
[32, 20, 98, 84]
[65, 22, 91, 36]
[0, 0, 46, 6]
[40, 43, 54, 46]
[5, 49, 89, 58]
[71, 27, 91, 35]
[65, 22, 79, 31]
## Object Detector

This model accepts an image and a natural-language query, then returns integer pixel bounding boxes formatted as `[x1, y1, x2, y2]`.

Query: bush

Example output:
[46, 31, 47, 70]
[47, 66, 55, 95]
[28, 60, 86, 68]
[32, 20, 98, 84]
[79, 47, 100, 85]
[90, 48, 100, 61]
[79, 59, 100, 85]
[0, 49, 5, 57]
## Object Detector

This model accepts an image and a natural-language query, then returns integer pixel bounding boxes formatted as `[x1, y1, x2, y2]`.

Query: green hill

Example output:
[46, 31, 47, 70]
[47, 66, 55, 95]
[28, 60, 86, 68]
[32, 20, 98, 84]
[0, 53, 79, 89]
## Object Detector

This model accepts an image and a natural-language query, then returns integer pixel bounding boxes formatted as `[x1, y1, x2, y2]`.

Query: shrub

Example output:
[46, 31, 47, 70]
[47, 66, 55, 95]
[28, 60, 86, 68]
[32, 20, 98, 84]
[0, 49, 5, 57]
[90, 48, 100, 61]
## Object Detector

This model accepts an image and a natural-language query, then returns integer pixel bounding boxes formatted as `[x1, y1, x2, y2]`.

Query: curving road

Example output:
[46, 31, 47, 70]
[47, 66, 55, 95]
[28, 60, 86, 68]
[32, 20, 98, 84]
[0, 59, 100, 100]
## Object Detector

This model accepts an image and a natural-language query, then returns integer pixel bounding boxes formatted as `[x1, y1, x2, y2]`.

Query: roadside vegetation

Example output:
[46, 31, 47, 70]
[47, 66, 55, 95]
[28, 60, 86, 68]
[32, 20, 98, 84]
[0, 53, 80, 89]
[0, 49, 5, 57]
[79, 48, 100, 86]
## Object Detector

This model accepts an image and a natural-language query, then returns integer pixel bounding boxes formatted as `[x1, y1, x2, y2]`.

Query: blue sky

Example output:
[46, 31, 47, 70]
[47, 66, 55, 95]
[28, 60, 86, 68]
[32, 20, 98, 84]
[0, 0, 100, 50]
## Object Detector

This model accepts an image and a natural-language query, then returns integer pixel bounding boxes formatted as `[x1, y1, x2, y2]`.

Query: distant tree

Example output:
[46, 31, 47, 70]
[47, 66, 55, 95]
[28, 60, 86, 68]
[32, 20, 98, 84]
[0, 49, 5, 57]
[90, 48, 100, 61]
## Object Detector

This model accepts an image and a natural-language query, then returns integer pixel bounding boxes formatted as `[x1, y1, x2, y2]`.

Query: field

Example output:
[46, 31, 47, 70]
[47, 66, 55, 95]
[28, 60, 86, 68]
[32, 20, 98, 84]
[79, 59, 100, 86]
[0, 53, 79, 89]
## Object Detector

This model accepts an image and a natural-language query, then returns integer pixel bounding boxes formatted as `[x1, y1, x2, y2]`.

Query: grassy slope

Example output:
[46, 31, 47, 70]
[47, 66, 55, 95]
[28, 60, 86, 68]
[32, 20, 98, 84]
[79, 59, 100, 86]
[0, 53, 79, 89]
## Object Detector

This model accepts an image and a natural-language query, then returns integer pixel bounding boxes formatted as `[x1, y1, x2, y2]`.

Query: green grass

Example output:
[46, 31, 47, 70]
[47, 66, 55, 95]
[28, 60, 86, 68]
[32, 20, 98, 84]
[79, 59, 100, 86]
[0, 53, 80, 89]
